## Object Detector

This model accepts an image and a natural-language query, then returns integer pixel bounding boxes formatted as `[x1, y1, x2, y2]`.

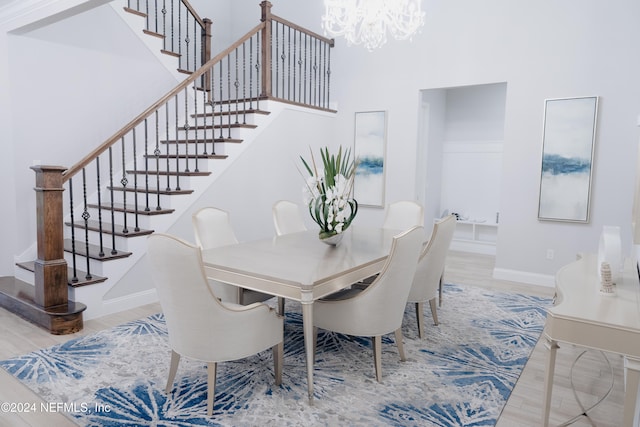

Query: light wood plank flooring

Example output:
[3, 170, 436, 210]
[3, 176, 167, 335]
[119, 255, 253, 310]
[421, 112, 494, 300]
[0, 251, 627, 426]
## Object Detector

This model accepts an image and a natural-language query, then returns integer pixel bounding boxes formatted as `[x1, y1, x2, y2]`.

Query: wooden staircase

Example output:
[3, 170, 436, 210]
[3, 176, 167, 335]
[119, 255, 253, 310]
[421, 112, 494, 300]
[1, 0, 335, 334]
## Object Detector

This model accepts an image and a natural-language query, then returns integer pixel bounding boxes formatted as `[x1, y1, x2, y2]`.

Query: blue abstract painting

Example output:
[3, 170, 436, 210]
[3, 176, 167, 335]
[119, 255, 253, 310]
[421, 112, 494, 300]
[354, 111, 386, 207]
[538, 96, 598, 222]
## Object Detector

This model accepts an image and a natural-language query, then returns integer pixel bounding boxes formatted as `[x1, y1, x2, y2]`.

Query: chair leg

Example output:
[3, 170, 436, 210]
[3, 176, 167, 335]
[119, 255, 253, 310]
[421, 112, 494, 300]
[373, 335, 383, 382]
[429, 297, 439, 326]
[394, 328, 406, 361]
[165, 350, 180, 393]
[313, 326, 318, 364]
[438, 274, 443, 307]
[206, 362, 217, 417]
[277, 297, 285, 315]
[415, 302, 425, 339]
[272, 342, 283, 386]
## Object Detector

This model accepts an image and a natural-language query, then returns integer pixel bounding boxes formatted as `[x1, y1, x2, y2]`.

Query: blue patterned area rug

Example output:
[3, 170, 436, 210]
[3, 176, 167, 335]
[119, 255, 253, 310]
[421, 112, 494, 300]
[1, 284, 549, 426]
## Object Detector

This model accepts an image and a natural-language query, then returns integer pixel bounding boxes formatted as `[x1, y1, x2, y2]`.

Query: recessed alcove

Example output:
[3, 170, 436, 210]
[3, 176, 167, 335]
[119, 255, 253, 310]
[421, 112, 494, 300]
[417, 82, 507, 254]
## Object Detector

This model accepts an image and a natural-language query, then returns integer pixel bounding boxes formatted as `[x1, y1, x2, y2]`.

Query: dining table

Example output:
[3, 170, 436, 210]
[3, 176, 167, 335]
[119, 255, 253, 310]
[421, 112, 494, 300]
[200, 225, 401, 402]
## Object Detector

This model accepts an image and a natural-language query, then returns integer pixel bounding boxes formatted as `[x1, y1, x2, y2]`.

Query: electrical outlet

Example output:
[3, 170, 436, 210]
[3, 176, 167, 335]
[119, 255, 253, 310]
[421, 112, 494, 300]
[546, 249, 554, 260]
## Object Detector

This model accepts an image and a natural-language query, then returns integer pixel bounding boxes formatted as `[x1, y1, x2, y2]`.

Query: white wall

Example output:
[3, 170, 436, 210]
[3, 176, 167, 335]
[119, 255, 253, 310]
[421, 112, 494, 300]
[5, 2, 181, 257]
[2, 0, 640, 288]
[322, 0, 640, 283]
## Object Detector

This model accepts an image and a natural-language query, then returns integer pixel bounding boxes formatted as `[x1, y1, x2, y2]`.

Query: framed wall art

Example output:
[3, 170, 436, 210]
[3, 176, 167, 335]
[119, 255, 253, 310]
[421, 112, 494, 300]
[354, 111, 387, 207]
[537, 96, 599, 223]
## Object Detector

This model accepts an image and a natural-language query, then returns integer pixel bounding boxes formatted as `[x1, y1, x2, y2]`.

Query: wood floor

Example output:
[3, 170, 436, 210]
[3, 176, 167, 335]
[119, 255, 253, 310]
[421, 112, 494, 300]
[0, 251, 627, 426]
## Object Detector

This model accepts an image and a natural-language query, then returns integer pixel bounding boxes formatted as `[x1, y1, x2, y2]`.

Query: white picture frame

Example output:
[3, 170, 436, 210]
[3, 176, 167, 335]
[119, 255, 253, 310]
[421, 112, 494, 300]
[354, 111, 387, 208]
[538, 96, 599, 223]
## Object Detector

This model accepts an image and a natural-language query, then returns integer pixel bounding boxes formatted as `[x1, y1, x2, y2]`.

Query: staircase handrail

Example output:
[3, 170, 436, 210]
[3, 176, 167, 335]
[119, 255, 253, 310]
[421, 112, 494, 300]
[180, 0, 206, 29]
[62, 21, 266, 182]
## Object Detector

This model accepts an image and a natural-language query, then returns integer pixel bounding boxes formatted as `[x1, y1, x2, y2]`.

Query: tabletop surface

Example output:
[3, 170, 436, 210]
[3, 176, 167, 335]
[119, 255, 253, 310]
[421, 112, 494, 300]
[550, 254, 640, 331]
[201, 226, 403, 290]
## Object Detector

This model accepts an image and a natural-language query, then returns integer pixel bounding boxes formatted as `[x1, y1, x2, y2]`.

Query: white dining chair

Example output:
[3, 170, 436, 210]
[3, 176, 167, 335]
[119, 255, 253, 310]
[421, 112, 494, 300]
[272, 200, 307, 236]
[356, 200, 425, 287]
[312, 226, 424, 382]
[147, 233, 284, 417]
[406, 214, 456, 338]
[382, 200, 425, 230]
[192, 207, 278, 308]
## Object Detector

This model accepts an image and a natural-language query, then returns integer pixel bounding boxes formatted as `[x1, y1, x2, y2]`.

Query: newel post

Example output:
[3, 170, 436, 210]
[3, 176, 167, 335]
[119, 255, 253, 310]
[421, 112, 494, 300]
[31, 165, 69, 308]
[202, 17, 213, 95]
[260, 1, 272, 98]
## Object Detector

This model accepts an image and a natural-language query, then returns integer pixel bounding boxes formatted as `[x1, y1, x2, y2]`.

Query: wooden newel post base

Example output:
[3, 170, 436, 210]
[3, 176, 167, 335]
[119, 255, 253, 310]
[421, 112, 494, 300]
[32, 166, 68, 308]
[0, 166, 86, 334]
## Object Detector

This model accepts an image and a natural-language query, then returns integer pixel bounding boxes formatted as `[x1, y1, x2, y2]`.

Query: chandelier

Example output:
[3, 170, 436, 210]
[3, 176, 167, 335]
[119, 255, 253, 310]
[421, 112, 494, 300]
[322, 0, 425, 51]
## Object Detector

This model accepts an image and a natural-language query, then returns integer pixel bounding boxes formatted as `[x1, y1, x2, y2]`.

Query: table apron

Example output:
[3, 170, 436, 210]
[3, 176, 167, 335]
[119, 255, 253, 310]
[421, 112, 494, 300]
[545, 316, 640, 358]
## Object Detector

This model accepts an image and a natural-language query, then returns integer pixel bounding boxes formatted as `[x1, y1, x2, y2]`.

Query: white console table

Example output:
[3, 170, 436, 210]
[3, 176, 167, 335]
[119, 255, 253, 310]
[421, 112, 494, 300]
[542, 254, 640, 426]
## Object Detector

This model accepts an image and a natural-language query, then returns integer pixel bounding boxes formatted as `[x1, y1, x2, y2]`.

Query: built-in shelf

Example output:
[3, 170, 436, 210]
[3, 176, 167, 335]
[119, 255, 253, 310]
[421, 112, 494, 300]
[449, 220, 498, 255]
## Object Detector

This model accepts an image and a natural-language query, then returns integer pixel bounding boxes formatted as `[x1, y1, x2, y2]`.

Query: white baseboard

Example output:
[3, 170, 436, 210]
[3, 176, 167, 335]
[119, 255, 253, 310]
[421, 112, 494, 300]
[493, 267, 555, 288]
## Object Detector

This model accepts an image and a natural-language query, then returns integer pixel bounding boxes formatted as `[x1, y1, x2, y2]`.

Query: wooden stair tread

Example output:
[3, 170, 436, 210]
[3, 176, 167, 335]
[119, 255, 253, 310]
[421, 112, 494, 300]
[144, 154, 227, 160]
[16, 261, 107, 287]
[0, 276, 86, 334]
[123, 7, 146, 18]
[196, 123, 258, 130]
[161, 138, 242, 144]
[161, 49, 180, 58]
[64, 239, 132, 260]
[124, 170, 211, 177]
[143, 29, 164, 39]
[108, 186, 194, 195]
[192, 109, 271, 118]
[87, 203, 175, 215]
[64, 220, 154, 237]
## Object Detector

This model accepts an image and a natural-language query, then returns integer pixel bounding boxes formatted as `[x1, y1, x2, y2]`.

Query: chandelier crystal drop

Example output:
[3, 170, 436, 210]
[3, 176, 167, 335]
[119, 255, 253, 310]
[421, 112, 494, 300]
[322, 0, 425, 51]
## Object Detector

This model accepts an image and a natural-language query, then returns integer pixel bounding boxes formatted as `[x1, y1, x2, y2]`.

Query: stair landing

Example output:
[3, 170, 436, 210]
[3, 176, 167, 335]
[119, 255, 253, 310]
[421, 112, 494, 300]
[0, 277, 86, 335]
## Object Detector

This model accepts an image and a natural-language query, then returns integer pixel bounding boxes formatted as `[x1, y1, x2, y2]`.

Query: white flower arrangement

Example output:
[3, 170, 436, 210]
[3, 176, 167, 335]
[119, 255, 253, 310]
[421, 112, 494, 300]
[300, 146, 358, 239]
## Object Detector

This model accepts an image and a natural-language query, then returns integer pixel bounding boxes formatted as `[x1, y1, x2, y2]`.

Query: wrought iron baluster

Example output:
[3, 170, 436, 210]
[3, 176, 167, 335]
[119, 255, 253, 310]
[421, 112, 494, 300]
[209, 63, 216, 155]
[95, 157, 104, 257]
[234, 47, 239, 124]
[256, 32, 261, 110]
[219, 58, 224, 139]
[227, 56, 232, 138]
[249, 37, 254, 110]
[161, 0, 167, 51]
[242, 42, 247, 124]
[81, 168, 92, 280]
[193, 85, 199, 172]
[174, 94, 181, 190]
[120, 137, 129, 235]
[177, 1, 182, 70]
[184, 9, 190, 72]
[287, 26, 291, 102]
[274, 21, 279, 99]
[143, 119, 150, 212]
[132, 128, 140, 231]
[293, 30, 298, 103]
[109, 147, 120, 251]
[327, 46, 332, 109]
[165, 102, 171, 190]
[108, 147, 117, 254]
[154, 110, 162, 209]
[68, 177, 78, 283]
[183, 87, 190, 172]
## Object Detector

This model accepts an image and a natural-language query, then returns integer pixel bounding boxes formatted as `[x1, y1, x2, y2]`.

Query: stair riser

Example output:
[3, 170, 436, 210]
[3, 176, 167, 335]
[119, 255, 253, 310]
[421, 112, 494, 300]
[175, 126, 254, 141]
[137, 157, 214, 172]
[105, 191, 185, 210]
[64, 228, 137, 251]
[160, 144, 233, 157]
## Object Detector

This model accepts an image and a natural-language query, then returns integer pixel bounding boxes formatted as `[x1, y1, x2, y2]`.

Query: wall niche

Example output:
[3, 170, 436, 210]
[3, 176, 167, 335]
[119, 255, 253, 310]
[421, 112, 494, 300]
[418, 82, 507, 254]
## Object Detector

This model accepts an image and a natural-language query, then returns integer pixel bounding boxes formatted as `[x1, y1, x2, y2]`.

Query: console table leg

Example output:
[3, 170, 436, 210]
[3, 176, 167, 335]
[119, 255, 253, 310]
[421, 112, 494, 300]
[542, 337, 559, 427]
[623, 357, 640, 427]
